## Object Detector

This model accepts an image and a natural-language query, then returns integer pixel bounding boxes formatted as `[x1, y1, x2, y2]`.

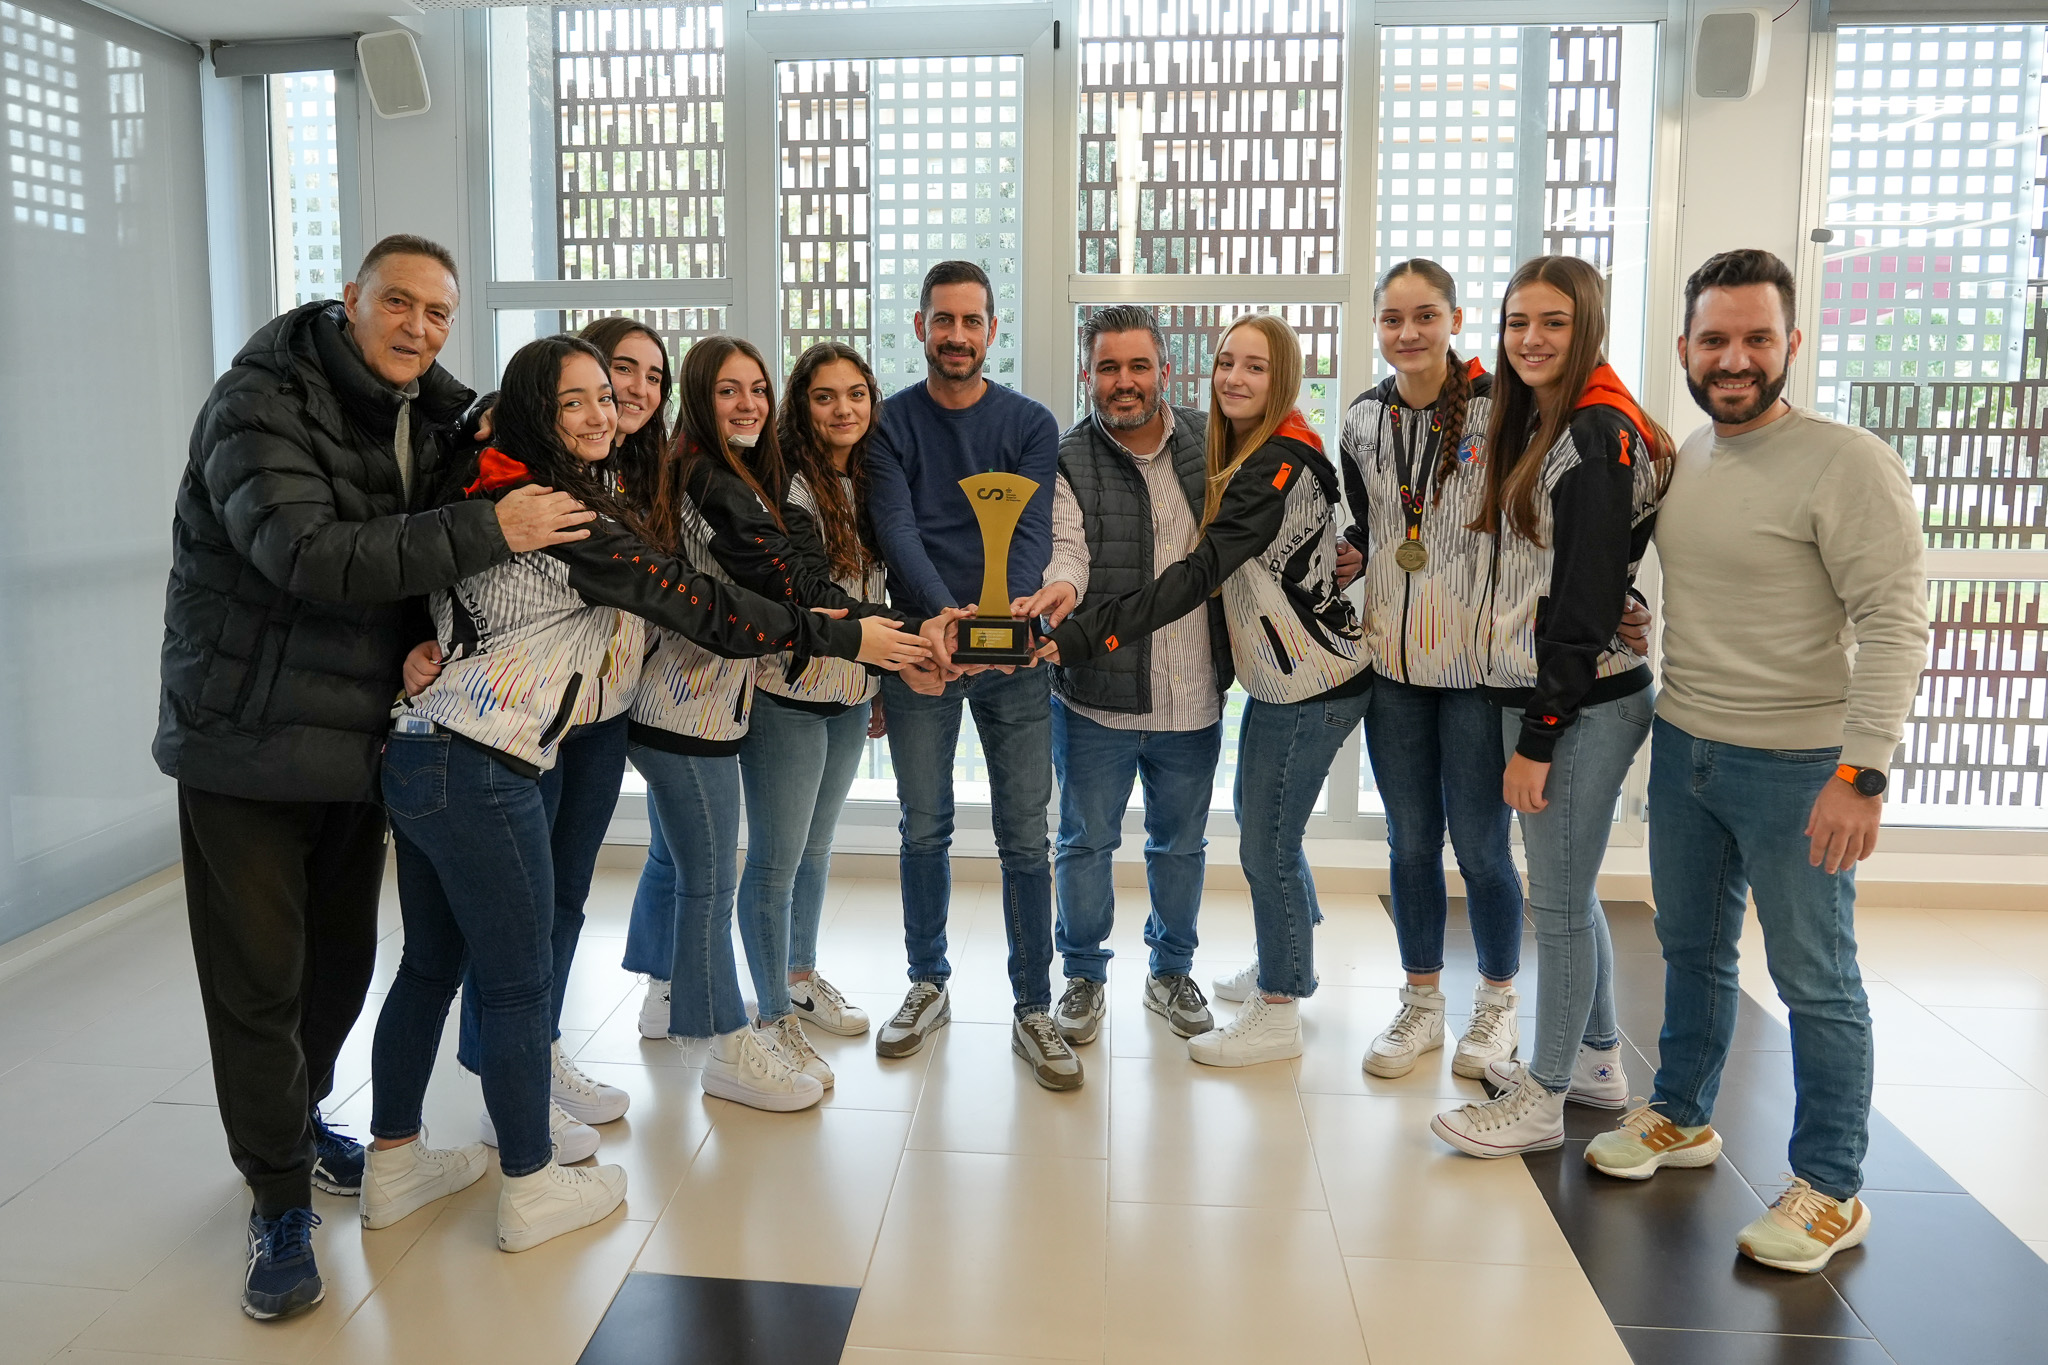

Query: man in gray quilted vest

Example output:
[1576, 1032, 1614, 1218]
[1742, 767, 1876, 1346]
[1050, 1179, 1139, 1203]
[1013, 306, 1233, 1047]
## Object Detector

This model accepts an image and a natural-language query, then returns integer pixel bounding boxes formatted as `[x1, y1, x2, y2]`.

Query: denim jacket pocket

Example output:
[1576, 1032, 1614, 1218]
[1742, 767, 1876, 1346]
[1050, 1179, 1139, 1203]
[381, 734, 450, 820]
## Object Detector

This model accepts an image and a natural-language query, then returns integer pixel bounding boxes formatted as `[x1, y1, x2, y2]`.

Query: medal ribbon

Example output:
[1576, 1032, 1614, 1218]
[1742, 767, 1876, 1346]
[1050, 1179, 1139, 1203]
[1388, 402, 1442, 549]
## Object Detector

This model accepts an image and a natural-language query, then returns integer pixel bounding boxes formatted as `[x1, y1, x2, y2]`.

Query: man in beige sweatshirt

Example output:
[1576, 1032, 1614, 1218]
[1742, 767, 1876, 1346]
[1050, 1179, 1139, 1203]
[1581, 249, 1927, 1275]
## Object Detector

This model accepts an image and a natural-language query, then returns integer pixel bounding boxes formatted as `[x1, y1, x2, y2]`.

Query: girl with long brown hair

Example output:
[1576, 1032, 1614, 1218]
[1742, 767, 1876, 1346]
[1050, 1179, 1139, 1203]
[1430, 254, 1674, 1160]
[1042, 312, 1371, 1069]
[620, 334, 926, 1114]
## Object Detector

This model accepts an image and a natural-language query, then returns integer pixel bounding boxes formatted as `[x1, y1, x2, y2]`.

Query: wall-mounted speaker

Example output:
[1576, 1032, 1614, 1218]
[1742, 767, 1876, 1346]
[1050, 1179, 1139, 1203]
[1695, 8, 1774, 101]
[358, 30, 431, 119]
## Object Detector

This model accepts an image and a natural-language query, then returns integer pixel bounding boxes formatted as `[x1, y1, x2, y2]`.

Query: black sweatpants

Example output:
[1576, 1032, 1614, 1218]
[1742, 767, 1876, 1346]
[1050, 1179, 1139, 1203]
[179, 783, 387, 1216]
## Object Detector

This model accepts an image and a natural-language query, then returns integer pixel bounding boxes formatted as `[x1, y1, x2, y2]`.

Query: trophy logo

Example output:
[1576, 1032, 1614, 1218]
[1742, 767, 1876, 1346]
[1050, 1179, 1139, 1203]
[953, 471, 1041, 663]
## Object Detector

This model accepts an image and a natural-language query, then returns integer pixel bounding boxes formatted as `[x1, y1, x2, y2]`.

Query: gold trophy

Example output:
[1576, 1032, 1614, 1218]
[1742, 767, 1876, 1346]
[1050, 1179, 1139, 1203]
[952, 471, 1042, 664]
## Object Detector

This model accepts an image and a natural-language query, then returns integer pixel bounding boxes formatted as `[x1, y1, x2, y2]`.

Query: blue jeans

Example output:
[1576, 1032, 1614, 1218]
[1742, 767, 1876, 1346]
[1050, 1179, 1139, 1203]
[1647, 717, 1872, 1201]
[1505, 688, 1652, 1094]
[620, 745, 745, 1039]
[1235, 685, 1374, 998]
[1364, 679, 1524, 982]
[457, 715, 627, 1074]
[737, 696, 873, 1019]
[1050, 697, 1221, 982]
[880, 666, 1055, 1016]
[372, 735, 554, 1177]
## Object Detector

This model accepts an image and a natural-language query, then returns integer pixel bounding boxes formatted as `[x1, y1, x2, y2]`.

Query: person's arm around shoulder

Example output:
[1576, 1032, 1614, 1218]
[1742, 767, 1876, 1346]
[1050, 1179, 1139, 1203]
[1803, 420, 1928, 872]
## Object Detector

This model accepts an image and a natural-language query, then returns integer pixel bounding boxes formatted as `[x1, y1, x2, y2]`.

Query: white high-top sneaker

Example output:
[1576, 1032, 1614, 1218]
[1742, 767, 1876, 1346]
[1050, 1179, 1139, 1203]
[1484, 1044, 1630, 1109]
[1363, 984, 1446, 1078]
[496, 1160, 627, 1253]
[701, 1025, 824, 1112]
[637, 979, 672, 1040]
[1431, 1071, 1566, 1158]
[361, 1134, 488, 1230]
[1187, 993, 1302, 1067]
[551, 1041, 630, 1124]
[1452, 981, 1520, 1079]
[1212, 961, 1259, 1004]
[480, 1099, 601, 1164]
[762, 1014, 834, 1088]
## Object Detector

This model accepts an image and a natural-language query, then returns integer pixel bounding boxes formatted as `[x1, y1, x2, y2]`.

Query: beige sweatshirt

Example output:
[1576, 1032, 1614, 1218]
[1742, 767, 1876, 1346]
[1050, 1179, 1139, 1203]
[1654, 405, 1926, 771]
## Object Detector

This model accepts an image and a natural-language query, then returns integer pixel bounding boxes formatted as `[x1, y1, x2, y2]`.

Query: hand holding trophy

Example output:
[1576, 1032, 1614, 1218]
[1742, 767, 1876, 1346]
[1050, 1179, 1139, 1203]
[950, 472, 1042, 665]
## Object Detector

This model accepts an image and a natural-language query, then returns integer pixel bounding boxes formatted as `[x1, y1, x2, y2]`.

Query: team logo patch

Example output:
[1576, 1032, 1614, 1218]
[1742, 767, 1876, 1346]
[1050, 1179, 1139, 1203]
[1103, 635, 1120, 652]
[1457, 434, 1485, 463]
[1272, 462, 1293, 490]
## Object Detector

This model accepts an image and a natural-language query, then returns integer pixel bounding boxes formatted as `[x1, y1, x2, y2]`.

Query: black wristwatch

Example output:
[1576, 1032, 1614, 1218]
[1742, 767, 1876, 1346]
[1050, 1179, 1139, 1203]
[1835, 764, 1887, 798]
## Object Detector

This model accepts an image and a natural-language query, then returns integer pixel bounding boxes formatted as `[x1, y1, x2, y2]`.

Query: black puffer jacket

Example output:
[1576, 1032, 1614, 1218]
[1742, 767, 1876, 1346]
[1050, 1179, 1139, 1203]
[154, 302, 511, 803]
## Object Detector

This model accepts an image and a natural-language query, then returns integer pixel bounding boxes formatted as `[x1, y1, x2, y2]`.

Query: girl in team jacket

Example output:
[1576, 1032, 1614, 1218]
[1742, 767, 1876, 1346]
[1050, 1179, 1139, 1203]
[362, 335, 906, 1253]
[1430, 254, 1674, 1160]
[620, 335, 926, 1114]
[733, 342, 893, 1057]
[1042, 313, 1371, 1068]
[1338, 259, 1529, 1086]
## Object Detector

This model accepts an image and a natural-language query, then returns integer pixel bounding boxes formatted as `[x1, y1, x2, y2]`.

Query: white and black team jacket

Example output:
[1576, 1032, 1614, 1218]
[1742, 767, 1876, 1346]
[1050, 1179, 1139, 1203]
[1048, 412, 1369, 706]
[1339, 360, 1496, 689]
[1480, 364, 1666, 762]
[404, 448, 861, 776]
[754, 471, 887, 712]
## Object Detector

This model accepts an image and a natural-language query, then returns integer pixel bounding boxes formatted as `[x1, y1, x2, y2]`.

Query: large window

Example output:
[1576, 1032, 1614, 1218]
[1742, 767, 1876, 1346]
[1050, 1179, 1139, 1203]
[1813, 25, 2048, 829]
[268, 71, 342, 308]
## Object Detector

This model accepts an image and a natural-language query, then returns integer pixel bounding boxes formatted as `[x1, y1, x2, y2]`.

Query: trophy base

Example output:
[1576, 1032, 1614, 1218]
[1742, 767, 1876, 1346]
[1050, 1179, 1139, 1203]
[951, 616, 1036, 664]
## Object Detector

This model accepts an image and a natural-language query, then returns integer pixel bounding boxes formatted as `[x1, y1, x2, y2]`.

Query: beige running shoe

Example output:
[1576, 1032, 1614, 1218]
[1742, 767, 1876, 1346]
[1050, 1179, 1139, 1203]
[1738, 1177, 1871, 1273]
[1584, 1102, 1723, 1179]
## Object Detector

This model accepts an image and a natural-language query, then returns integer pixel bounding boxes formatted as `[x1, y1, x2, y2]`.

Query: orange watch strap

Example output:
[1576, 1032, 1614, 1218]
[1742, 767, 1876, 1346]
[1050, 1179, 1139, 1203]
[1836, 764, 1859, 784]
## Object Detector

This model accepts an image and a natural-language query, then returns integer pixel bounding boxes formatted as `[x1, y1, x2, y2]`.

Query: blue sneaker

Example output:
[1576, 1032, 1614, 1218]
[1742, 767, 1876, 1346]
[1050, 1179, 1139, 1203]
[310, 1112, 364, 1197]
[243, 1207, 324, 1320]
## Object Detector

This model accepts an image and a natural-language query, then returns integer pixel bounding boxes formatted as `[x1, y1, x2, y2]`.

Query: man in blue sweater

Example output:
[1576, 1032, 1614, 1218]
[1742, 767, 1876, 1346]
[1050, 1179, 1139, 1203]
[866, 260, 1080, 1091]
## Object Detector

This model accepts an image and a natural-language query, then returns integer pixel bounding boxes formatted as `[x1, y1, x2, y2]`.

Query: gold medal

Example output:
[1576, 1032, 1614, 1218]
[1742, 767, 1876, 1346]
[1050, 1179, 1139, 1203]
[1395, 538, 1428, 573]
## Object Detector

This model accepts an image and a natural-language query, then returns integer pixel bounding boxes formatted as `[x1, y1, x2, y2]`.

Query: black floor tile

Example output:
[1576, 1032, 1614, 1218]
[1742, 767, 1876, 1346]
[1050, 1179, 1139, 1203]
[577, 1273, 859, 1365]
[1709, 1051, 1961, 1196]
[1525, 1143, 1871, 1337]
[1616, 1326, 1896, 1364]
[1817, 1191, 2048, 1365]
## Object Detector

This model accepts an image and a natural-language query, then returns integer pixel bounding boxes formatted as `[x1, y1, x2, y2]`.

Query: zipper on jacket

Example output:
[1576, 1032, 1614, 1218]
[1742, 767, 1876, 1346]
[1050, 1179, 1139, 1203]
[538, 673, 584, 749]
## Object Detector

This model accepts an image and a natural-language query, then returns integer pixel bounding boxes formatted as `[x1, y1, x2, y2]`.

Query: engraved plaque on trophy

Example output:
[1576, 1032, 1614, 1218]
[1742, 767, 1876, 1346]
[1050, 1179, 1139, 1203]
[951, 471, 1042, 664]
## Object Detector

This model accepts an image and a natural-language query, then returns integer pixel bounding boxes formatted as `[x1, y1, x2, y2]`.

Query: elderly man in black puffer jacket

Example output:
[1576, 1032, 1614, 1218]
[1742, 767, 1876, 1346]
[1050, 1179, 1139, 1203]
[154, 234, 591, 1321]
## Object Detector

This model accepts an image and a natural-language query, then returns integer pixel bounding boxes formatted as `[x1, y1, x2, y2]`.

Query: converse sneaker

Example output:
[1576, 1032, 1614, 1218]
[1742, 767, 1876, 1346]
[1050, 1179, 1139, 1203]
[1585, 1103, 1723, 1179]
[1452, 982, 1520, 1079]
[497, 1160, 628, 1253]
[1485, 1045, 1630, 1109]
[480, 1100, 601, 1165]
[702, 1025, 824, 1112]
[1738, 1177, 1872, 1273]
[1012, 1010, 1085, 1091]
[637, 979, 672, 1040]
[361, 1135, 489, 1229]
[1212, 961, 1259, 1004]
[1054, 977, 1106, 1045]
[1363, 984, 1446, 1078]
[1143, 971, 1214, 1037]
[875, 982, 950, 1059]
[763, 1014, 835, 1088]
[551, 1041, 630, 1125]
[243, 1207, 322, 1320]
[1431, 1071, 1566, 1158]
[1188, 993, 1302, 1068]
[789, 974, 869, 1037]
[309, 1111, 364, 1196]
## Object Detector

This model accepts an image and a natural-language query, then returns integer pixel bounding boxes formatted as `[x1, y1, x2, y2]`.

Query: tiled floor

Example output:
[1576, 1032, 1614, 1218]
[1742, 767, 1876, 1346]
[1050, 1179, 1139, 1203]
[1, 867, 2045, 1364]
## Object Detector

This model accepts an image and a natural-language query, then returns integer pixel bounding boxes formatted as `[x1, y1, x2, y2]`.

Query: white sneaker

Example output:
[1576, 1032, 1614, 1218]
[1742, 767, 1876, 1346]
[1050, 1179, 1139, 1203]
[1212, 961, 1259, 1004]
[496, 1160, 627, 1253]
[1431, 1071, 1566, 1158]
[637, 979, 671, 1040]
[788, 974, 868, 1037]
[361, 1134, 488, 1230]
[762, 1014, 834, 1088]
[1452, 982, 1520, 1079]
[1363, 984, 1446, 1078]
[1484, 1045, 1630, 1110]
[1188, 993, 1302, 1068]
[480, 1100, 601, 1164]
[551, 1041, 630, 1125]
[701, 1026, 824, 1112]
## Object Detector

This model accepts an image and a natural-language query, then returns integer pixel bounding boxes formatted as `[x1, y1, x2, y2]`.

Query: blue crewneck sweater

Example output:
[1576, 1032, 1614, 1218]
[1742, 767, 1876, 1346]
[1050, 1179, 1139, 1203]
[866, 379, 1061, 617]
